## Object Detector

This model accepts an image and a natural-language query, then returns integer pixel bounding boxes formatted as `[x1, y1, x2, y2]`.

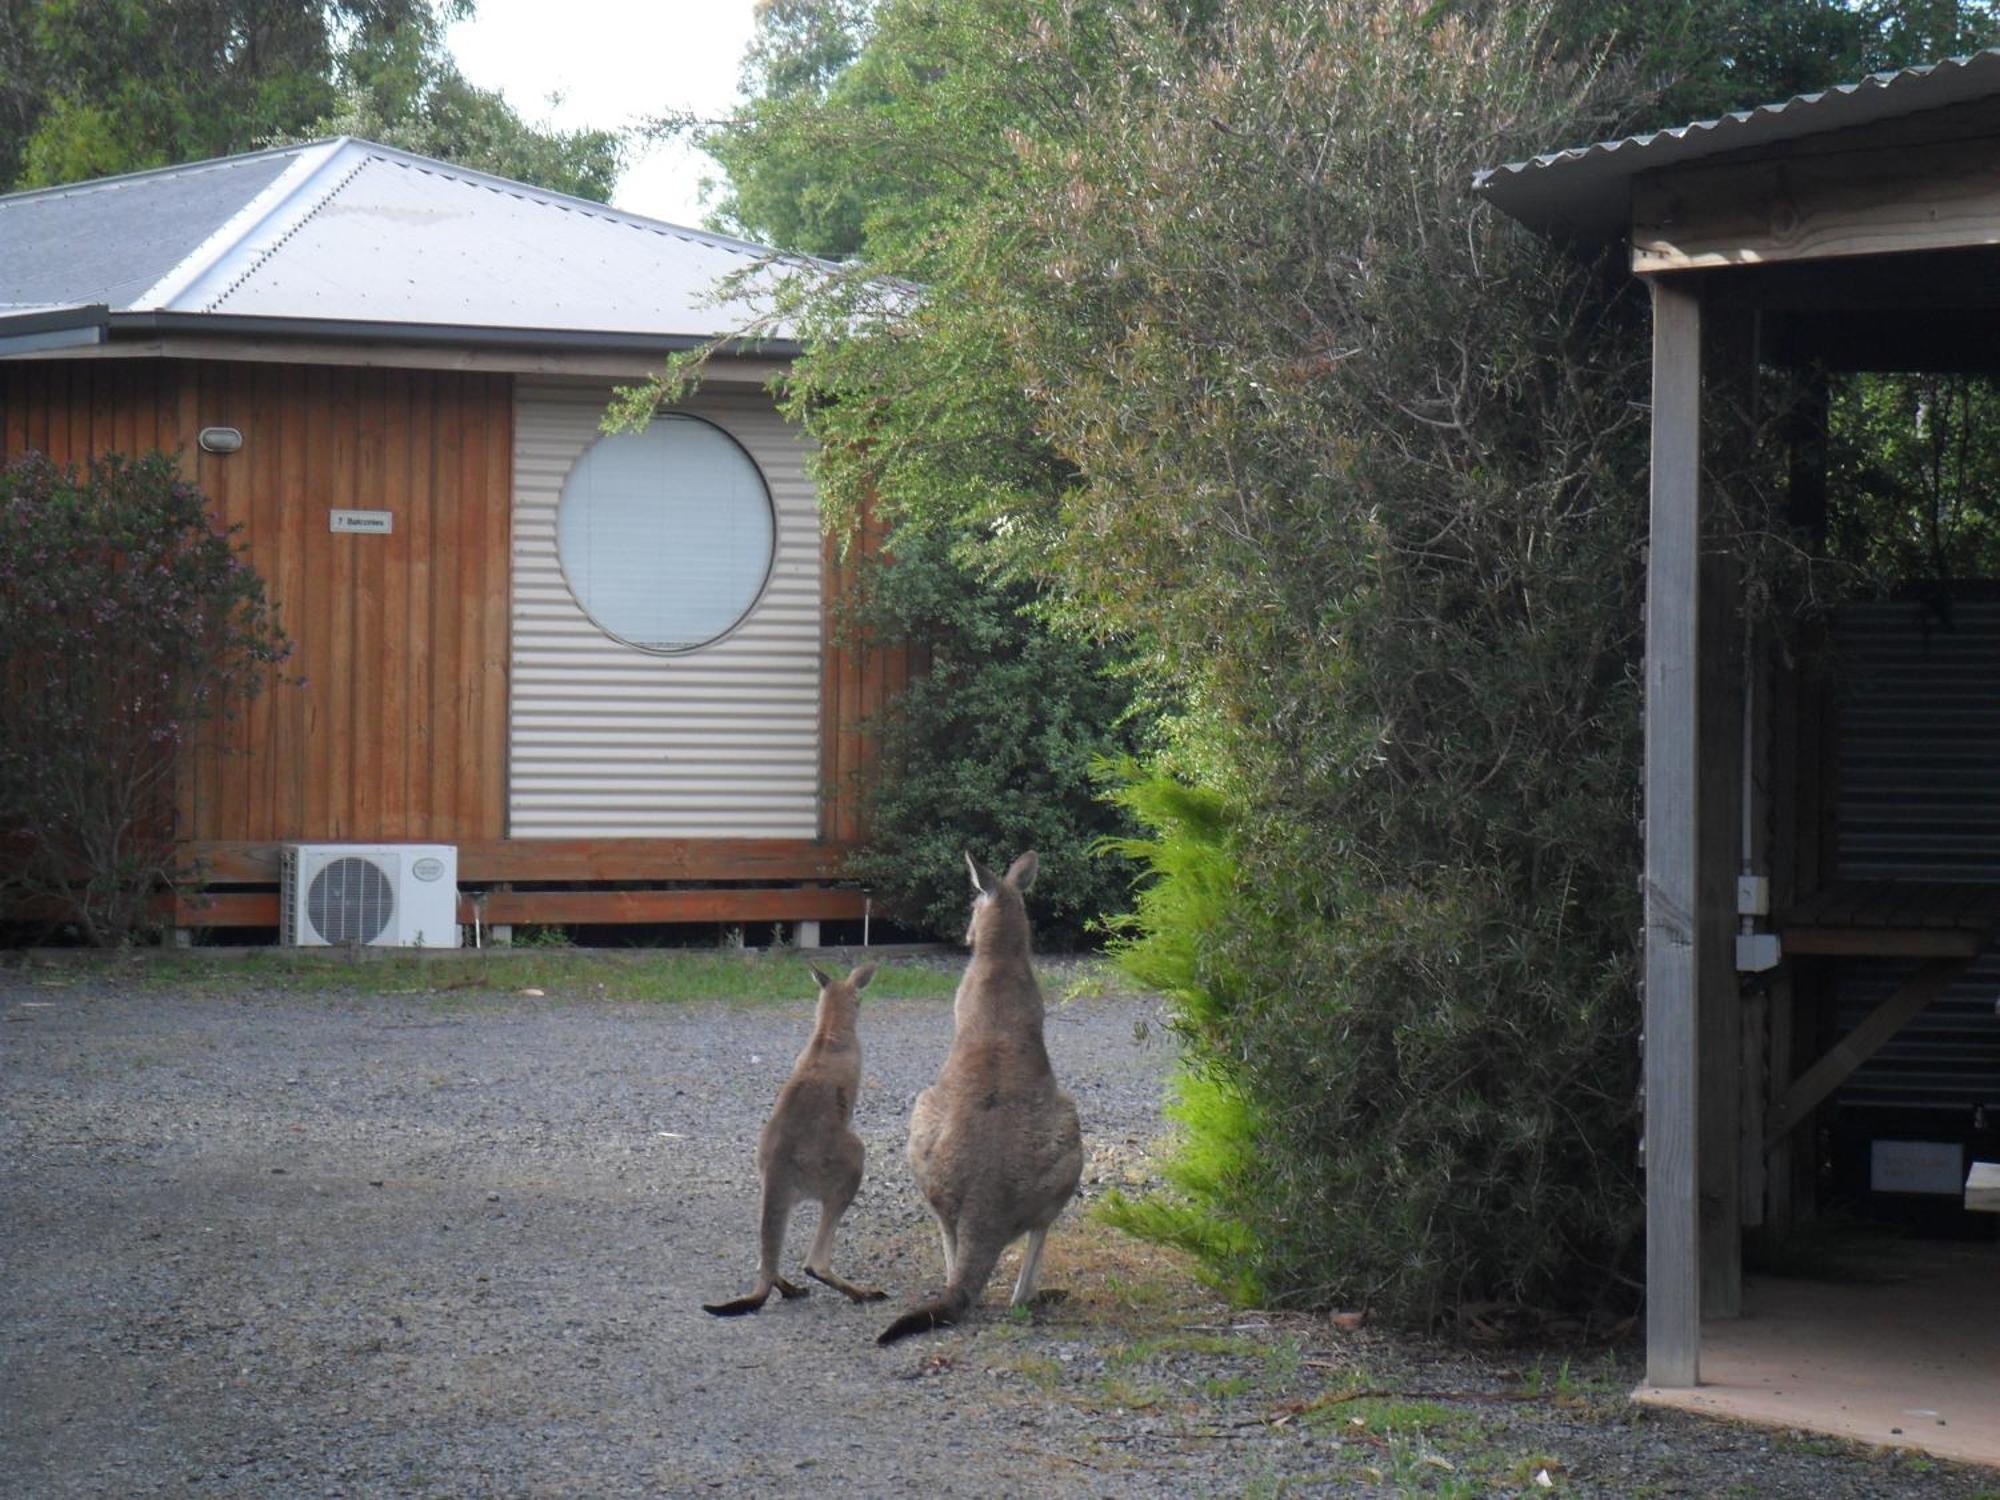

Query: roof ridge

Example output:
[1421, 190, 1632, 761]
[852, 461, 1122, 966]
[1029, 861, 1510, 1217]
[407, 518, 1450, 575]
[199, 146, 375, 313]
[0, 139, 330, 207]
[343, 140, 825, 267]
[132, 140, 352, 311]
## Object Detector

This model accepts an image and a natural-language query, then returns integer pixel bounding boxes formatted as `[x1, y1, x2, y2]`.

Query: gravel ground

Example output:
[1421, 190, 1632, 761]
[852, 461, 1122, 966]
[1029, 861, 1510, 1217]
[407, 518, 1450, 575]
[2, 959, 1992, 1499]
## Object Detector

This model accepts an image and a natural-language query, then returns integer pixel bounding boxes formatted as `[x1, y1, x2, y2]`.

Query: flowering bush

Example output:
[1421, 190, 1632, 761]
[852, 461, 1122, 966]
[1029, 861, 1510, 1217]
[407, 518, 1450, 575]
[0, 453, 290, 944]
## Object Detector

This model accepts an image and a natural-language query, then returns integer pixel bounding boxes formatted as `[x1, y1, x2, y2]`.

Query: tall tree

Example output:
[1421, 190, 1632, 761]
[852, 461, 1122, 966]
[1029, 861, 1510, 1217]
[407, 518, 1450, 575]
[698, 1, 875, 256]
[312, 23, 622, 200]
[0, 0, 620, 200]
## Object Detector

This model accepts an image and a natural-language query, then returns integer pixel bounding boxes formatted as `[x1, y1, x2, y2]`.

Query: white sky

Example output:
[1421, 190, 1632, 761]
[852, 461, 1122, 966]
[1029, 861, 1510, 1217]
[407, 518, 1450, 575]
[446, 0, 761, 228]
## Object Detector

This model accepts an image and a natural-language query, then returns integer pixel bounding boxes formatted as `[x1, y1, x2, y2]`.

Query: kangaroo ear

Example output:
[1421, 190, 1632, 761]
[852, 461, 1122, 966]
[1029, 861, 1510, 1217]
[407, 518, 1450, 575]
[966, 851, 995, 895]
[848, 961, 879, 991]
[808, 964, 834, 990]
[1005, 851, 1039, 891]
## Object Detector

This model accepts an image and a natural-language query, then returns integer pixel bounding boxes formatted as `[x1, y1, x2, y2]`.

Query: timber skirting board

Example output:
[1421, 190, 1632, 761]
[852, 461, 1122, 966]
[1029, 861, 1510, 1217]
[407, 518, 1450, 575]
[149, 838, 868, 929]
[185, 838, 854, 884]
[169, 886, 869, 929]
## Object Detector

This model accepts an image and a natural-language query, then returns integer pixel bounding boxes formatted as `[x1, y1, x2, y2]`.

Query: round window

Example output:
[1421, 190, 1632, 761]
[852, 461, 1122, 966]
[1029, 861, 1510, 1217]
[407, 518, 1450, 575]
[555, 415, 777, 653]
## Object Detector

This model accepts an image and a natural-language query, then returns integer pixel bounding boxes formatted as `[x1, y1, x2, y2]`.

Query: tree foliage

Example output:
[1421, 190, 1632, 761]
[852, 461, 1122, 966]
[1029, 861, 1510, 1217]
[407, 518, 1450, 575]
[0, 0, 620, 199]
[699, 0, 877, 255]
[1826, 374, 2000, 581]
[694, 0, 2000, 1319]
[0, 455, 290, 945]
[834, 530, 1144, 946]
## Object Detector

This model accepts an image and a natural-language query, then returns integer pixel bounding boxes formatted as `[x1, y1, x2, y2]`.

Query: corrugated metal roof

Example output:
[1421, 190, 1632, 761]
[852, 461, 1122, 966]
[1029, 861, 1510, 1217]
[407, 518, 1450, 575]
[1476, 49, 2000, 242]
[0, 146, 308, 314]
[0, 138, 817, 348]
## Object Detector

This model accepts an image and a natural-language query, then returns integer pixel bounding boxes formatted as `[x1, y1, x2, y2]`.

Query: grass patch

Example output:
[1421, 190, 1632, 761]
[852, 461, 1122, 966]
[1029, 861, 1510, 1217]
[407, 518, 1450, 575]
[1011, 1212, 1226, 1337]
[11, 948, 968, 1005]
[1107, 1331, 1264, 1367]
[1086, 1373, 1166, 1411]
[1326, 1397, 1476, 1439]
[990, 1349, 1067, 1391]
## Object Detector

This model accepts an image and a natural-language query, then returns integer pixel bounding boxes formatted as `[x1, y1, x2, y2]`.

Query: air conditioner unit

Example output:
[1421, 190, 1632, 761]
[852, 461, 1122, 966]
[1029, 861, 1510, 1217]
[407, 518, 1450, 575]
[280, 844, 460, 948]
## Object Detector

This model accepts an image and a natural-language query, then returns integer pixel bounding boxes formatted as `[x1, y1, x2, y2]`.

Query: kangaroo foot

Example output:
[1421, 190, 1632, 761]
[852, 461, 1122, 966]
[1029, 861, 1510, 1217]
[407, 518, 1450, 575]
[704, 1275, 807, 1315]
[805, 1265, 888, 1302]
[1029, 1288, 1069, 1308]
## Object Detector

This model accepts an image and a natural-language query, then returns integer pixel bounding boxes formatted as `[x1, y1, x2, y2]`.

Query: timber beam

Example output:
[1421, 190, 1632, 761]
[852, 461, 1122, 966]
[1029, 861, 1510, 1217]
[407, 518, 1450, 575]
[1763, 956, 1971, 1149]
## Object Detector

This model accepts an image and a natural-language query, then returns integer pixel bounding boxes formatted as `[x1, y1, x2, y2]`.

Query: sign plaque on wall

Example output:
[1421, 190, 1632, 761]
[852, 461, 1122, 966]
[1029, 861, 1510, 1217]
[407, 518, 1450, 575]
[329, 509, 394, 535]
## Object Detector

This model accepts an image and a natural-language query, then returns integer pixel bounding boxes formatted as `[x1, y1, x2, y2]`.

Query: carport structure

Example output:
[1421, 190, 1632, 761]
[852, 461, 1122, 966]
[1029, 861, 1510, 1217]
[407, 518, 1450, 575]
[1479, 50, 2000, 1450]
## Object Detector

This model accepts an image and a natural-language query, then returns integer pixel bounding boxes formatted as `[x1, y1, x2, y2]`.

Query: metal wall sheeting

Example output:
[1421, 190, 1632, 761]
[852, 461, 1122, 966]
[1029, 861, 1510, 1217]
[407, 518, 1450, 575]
[1835, 956, 2000, 1116]
[509, 381, 822, 837]
[1836, 599, 2000, 883]
[1833, 598, 2000, 1117]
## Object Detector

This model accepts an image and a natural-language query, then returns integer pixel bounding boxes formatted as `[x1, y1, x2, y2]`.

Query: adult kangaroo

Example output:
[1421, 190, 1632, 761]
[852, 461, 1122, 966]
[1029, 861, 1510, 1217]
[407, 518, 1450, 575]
[703, 961, 888, 1316]
[878, 852, 1082, 1344]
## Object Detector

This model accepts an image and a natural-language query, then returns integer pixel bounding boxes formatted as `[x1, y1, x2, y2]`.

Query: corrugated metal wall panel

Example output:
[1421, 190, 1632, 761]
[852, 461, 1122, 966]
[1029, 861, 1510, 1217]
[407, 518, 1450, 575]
[1836, 599, 2000, 882]
[1832, 598, 2000, 1115]
[1836, 956, 2000, 1115]
[510, 380, 821, 837]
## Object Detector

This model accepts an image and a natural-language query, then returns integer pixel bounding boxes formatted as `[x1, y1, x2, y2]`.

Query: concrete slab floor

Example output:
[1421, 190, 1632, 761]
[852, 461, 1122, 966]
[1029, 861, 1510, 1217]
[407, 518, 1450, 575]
[1635, 1238, 2000, 1469]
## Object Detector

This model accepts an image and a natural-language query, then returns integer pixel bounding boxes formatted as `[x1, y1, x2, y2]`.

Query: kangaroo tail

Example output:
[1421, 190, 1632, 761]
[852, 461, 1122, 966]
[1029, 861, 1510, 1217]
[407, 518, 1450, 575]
[702, 1292, 769, 1317]
[877, 1227, 1004, 1345]
[875, 1290, 967, 1344]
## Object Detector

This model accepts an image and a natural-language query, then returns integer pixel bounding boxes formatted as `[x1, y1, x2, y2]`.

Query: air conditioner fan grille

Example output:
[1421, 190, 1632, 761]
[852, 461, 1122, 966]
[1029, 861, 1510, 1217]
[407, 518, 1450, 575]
[307, 856, 395, 945]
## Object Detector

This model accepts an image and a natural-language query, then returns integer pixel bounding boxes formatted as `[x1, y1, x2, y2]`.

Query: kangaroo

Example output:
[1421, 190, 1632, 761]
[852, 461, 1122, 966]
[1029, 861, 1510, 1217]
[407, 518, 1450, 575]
[703, 961, 888, 1316]
[878, 852, 1083, 1344]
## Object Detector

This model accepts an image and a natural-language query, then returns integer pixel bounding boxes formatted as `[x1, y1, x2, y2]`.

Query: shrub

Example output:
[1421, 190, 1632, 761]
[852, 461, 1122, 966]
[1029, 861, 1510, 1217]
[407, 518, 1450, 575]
[0, 453, 289, 944]
[838, 529, 1145, 946]
[971, 1, 1656, 1323]
[1095, 767, 1261, 1303]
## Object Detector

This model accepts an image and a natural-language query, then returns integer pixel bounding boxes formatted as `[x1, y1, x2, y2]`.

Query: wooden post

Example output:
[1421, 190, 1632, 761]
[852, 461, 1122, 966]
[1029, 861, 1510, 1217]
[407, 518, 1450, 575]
[1765, 968, 1796, 1232]
[1741, 986, 1768, 1228]
[1645, 277, 1704, 1389]
[1697, 308, 1750, 1320]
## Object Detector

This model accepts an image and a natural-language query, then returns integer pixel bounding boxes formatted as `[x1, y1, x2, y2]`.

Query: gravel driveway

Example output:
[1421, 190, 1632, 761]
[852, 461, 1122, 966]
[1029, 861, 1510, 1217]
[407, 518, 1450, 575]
[2, 960, 1988, 1498]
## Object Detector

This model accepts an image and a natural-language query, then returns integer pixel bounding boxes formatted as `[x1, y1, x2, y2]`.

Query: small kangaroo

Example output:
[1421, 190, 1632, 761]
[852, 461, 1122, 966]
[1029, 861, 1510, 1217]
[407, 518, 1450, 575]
[878, 852, 1083, 1344]
[703, 961, 888, 1316]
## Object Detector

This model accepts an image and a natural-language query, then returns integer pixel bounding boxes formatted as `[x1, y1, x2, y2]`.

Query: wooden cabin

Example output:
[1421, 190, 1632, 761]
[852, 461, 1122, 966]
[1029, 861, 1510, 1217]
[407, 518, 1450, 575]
[0, 139, 914, 941]
[1480, 50, 2000, 1455]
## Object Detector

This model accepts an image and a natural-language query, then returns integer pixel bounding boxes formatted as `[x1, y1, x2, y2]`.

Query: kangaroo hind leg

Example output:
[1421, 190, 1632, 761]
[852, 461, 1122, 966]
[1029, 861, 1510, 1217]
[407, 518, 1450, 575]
[801, 1155, 885, 1303]
[1009, 1226, 1066, 1309]
[703, 1178, 804, 1316]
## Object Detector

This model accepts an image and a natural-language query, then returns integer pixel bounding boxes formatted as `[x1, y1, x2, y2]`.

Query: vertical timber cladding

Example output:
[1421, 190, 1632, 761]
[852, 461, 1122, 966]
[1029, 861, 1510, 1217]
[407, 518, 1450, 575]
[0, 359, 514, 846]
[511, 380, 822, 837]
[186, 362, 514, 845]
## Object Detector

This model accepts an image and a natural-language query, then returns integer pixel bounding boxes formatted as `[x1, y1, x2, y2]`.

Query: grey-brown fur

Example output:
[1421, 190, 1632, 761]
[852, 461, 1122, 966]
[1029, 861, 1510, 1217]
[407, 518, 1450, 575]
[703, 962, 888, 1316]
[878, 852, 1083, 1344]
